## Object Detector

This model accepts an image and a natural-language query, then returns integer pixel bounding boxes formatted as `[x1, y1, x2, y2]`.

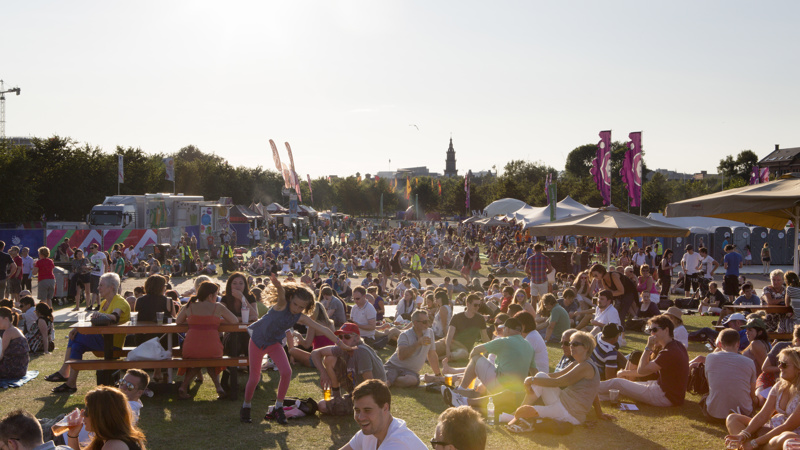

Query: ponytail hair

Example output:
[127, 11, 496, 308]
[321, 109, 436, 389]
[190, 281, 219, 303]
[0, 306, 19, 326]
[35, 303, 54, 323]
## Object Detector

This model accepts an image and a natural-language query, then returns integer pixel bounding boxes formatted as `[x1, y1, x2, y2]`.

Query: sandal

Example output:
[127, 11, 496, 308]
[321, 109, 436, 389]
[506, 418, 534, 433]
[45, 372, 68, 383]
[52, 383, 77, 394]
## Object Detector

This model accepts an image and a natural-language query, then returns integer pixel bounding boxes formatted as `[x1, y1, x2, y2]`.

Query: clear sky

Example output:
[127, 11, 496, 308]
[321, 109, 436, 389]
[4, 1, 799, 178]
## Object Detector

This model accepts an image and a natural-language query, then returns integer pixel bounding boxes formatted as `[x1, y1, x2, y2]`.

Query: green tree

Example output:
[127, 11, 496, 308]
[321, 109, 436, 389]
[718, 150, 759, 186]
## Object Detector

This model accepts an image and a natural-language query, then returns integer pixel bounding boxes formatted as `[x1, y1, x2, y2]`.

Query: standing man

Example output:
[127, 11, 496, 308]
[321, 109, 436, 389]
[340, 380, 427, 450]
[220, 240, 234, 275]
[179, 238, 193, 277]
[723, 244, 743, 304]
[524, 243, 552, 304]
[410, 249, 422, 280]
[20, 247, 34, 292]
[8, 246, 23, 306]
[681, 245, 702, 298]
[631, 247, 647, 276]
[697, 247, 719, 298]
[384, 310, 441, 388]
[88, 243, 105, 311]
[0, 241, 17, 303]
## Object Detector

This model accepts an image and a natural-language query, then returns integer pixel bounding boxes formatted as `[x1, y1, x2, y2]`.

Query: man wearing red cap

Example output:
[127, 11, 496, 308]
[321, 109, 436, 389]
[310, 323, 387, 416]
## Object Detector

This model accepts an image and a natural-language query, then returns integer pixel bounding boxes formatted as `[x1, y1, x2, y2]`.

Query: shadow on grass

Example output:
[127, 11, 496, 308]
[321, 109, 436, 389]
[319, 414, 361, 449]
[493, 421, 670, 450]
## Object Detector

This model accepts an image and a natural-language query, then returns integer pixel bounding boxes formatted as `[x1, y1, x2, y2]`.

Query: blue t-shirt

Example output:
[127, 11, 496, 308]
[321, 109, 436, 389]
[248, 306, 301, 349]
[724, 252, 743, 276]
[733, 294, 759, 305]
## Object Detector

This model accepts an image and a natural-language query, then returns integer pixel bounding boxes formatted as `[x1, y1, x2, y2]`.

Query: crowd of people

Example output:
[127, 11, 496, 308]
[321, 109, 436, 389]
[4, 218, 800, 449]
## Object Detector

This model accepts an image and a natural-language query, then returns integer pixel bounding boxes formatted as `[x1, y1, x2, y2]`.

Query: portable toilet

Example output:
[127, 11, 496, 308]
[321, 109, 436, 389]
[672, 235, 687, 262]
[750, 227, 769, 264]
[732, 227, 752, 260]
[786, 228, 796, 268]
[706, 227, 732, 262]
[768, 229, 787, 265]
[688, 227, 710, 253]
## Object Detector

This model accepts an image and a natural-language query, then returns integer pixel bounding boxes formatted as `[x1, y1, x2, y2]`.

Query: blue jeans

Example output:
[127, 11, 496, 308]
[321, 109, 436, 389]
[68, 334, 106, 360]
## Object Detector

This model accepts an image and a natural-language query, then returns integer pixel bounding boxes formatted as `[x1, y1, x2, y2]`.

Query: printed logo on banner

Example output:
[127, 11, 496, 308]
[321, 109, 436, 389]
[761, 232, 767, 239]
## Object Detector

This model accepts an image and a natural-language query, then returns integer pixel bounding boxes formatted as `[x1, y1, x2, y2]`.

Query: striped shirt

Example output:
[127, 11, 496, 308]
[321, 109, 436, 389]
[591, 335, 618, 380]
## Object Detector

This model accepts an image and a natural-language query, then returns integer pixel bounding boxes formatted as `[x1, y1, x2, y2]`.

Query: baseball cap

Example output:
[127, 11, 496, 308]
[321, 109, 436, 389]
[723, 313, 746, 324]
[335, 323, 360, 337]
[742, 317, 767, 330]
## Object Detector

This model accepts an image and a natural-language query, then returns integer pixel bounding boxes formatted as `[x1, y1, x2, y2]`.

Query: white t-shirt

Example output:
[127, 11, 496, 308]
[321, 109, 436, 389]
[387, 328, 434, 373]
[681, 252, 702, 275]
[347, 417, 427, 450]
[525, 331, 550, 373]
[699, 256, 715, 279]
[673, 325, 689, 348]
[90, 252, 106, 276]
[591, 305, 620, 335]
[351, 301, 378, 338]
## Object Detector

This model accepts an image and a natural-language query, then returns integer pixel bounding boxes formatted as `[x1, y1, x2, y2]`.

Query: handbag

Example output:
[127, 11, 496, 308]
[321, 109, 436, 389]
[127, 337, 171, 361]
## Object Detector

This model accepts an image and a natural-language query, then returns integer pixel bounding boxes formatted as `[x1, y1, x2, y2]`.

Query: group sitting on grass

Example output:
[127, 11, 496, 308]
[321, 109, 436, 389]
[9, 227, 800, 449]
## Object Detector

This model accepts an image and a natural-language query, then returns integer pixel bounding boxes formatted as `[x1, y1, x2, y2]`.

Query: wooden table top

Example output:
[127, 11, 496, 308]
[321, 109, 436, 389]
[69, 321, 252, 334]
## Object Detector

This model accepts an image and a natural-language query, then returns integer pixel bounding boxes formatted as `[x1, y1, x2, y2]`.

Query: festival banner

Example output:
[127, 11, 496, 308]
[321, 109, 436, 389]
[465, 171, 471, 211]
[438, 180, 442, 196]
[760, 167, 770, 183]
[103, 229, 158, 254]
[544, 173, 552, 205]
[750, 166, 760, 185]
[620, 131, 643, 207]
[405, 177, 411, 200]
[46, 229, 102, 252]
[281, 163, 293, 190]
[590, 130, 612, 206]
[118, 155, 124, 183]
[285, 142, 302, 201]
[307, 174, 314, 204]
[163, 157, 175, 182]
[0, 229, 44, 254]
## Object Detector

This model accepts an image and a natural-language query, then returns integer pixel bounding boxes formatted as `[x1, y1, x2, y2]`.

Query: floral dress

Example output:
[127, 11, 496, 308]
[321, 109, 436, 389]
[0, 336, 30, 379]
[770, 388, 800, 432]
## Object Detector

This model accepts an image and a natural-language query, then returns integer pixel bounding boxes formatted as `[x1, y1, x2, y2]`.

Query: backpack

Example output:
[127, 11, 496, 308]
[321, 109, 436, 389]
[687, 363, 709, 395]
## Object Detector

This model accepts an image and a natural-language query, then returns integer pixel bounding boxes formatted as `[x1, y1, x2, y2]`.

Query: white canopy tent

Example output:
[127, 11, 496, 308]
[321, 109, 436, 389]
[483, 198, 528, 217]
[646, 213, 747, 229]
[520, 196, 598, 228]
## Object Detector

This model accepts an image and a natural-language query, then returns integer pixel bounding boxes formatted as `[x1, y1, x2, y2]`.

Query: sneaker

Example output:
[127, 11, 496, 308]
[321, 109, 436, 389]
[240, 407, 252, 424]
[441, 386, 468, 407]
[273, 406, 288, 425]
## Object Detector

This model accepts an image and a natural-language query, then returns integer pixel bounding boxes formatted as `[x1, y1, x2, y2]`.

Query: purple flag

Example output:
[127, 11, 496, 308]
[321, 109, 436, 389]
[750, 166, 760, 185]
[620, 132, 643, 207]
[590, 130, 612, 205]
[760, 167, 770, 183]
[307, 174, 314, 204]
[544, 173, 552, 205]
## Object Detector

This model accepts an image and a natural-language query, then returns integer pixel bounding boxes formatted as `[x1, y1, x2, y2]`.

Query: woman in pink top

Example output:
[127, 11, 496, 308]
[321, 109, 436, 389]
[32, 246, 56, 308]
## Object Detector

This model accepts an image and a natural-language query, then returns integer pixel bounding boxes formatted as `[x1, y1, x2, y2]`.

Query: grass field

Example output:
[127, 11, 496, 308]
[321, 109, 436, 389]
[2, 300, 729, 450]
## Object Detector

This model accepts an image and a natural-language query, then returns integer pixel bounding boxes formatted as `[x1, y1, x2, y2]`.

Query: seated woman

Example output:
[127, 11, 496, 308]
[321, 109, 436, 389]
[726, 347, 800, 450]
[0, 307, 29, 379]
[758, 325, 800, 405]
[742, 317, 771, 378]
[286, 302, 336, 367]
[64, 385, 146, 450]
[176, 281, 238, 400]
[25, 303, 54, 355]
[507, 330, 613, 431]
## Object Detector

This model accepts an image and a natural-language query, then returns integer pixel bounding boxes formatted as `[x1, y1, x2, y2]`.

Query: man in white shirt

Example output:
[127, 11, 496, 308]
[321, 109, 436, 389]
[630, 247, 648, 276]
[340, 379, 427, 450]
[384, 310, 441, 388]
[681, 244, 702, 297]
[351, 286, 400, 348]
[697, 247, 719, 298]
[590, 290, 621, 336]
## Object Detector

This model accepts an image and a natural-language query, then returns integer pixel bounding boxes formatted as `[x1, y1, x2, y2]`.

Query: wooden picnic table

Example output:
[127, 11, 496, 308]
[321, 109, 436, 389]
[69, 321, 252, 398]
[726, 305, 793, 314]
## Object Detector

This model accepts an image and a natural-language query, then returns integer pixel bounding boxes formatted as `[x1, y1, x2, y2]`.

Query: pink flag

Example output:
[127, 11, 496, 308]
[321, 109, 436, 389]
[307, 174, 314, 204]
[750, 166, 760, 185]
[590, 131, 612, 205]
[269, 140, 282, 173]
[760, 167, 770, 183]
[284, 142, 301, 197]
[620, 132, 643, 207]
[281, 163, 292, 189]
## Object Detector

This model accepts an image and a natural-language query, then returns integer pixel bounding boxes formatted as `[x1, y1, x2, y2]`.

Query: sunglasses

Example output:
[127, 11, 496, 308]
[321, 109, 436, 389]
[779, 361, 790, 369]
[648, 327, 661, 334]
[560, 341, 570, 346]
[339, 334, 353, 340]
[115, 379, 137, 391]
[569, 342, 584, 347]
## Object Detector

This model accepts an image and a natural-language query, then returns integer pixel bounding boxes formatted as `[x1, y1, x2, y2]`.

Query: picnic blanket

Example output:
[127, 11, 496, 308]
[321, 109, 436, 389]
[0, 370, 39, 388]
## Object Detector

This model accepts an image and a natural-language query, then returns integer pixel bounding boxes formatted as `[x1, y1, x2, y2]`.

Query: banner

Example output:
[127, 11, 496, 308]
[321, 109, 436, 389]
[269, 140, 282, 172]
[163, 157, 175, 182]
[285, 142, 302, 202]
[544, 173, 552, 205]
[465, 170, 471, 212]
[118, 155, 124, 183]
[438, 180, 442, 196]
[405, 177, 411, 200]
[281, 163, 293, 190]
[760, 167, 770, 183]
[750, 166, 760, 185]
[590, 130, 612, 206]
[307, 174, 314, 204]
[620, 131, 643, 207]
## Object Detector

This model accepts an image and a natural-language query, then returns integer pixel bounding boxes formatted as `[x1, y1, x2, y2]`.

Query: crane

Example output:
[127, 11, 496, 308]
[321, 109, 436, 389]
[0, 80, 22, 140]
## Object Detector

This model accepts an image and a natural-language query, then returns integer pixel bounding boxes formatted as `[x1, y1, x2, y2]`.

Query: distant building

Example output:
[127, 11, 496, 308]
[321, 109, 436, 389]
[758, 144, 800, 177]
[646, 169, 694, 181]
[4, 136, 34, 148]
[444, 138, 458, 177]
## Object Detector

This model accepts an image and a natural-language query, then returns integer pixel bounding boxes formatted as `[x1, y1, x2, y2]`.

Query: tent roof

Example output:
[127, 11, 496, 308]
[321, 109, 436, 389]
[265, 202, 289, 213]
[230, 205, 261, 220]
[526, 206, 690, 238]
[484, 198, 528, 217]
[646, 213, 746, 230]
[520, 196, 598, 228]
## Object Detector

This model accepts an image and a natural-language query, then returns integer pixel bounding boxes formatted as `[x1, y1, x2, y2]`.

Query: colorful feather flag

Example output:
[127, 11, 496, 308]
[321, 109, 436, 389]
[590, 130, 612, 206]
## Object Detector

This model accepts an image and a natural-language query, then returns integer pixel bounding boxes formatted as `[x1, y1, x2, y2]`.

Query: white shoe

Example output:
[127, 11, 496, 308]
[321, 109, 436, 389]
[441, 386, 468, 407]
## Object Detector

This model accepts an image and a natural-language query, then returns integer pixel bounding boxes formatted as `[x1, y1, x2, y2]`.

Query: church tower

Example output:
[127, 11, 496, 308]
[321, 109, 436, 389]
[444, 138, 458, 177]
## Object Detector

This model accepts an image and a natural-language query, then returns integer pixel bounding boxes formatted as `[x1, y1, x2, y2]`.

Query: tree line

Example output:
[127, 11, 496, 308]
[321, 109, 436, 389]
[0, 136, 758, 222]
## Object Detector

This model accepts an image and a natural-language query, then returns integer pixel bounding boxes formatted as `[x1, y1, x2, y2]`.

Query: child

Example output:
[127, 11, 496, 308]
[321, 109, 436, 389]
[637, 264, 659, 317]
[241, 274, 350, 425]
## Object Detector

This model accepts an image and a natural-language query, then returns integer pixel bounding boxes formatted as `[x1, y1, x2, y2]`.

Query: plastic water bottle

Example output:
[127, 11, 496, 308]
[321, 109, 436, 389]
[486, 397, 495, 425]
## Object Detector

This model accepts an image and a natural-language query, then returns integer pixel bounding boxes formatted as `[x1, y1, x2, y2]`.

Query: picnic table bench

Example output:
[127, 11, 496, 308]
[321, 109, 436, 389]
[67, 321, 251, 399]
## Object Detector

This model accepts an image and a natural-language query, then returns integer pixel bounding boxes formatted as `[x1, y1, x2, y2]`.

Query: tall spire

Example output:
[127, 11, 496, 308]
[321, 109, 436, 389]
[444, 137, 458, 177]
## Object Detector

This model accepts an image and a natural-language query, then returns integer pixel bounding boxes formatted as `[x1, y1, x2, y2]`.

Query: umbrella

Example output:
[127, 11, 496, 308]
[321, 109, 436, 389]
[526, 206, 690, 265]
[665, 173, 800, 272]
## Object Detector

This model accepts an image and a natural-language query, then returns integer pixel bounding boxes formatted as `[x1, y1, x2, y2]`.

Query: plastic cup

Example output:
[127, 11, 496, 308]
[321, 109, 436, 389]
[241, 308, 250, 323]
[156, 312, 164, 324]
[323, 388, 332, 401]
[445, 375, 454, 387]
[130, 312, 138, 326]
[609, 389, 620, 405]
[52, 408, 81, 436]
[85, 313, 93, 325]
